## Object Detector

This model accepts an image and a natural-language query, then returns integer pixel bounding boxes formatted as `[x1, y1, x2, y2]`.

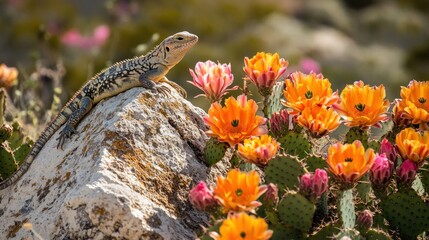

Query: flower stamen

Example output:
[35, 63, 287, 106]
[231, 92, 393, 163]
[355, 103, 366, 112]
[419, 97, 426, 104]
[235, 188, 243, 196]
[345, 157, 353, 162]
[305, 90, 313, 99]
[231, 119, 239, 127]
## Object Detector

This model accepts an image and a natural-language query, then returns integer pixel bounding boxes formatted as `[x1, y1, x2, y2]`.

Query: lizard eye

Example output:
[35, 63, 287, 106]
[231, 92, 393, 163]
[177, 37, 184, 40]
[166, 46, 170, 52]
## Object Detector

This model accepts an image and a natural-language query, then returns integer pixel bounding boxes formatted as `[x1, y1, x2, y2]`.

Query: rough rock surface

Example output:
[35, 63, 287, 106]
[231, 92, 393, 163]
[0, 84, 225, 239]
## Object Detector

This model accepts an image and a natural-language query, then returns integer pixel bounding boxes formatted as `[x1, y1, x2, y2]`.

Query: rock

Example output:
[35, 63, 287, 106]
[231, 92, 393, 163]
[0, 84, 226, 239]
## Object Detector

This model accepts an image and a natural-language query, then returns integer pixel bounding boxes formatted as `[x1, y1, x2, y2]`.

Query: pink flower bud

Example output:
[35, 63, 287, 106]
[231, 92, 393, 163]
[263, 183, 279, 206]
[311, 169, 329, 197]
[369, 153, 393, 188]
[396, 160, 418, 186]
[299, 173, 313, 197]
[379, 138, 397, 167]
[356, 210, 373, 232]
[269, 109, 290, 137]
[300, 169, 328, 199]
[189, 181, 216, 211]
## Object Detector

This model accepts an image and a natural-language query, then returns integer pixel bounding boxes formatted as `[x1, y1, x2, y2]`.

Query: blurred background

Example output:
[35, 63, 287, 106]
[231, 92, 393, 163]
[1, 0, 429, 124]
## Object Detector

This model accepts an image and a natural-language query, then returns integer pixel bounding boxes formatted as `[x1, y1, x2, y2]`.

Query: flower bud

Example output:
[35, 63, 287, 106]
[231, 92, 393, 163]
[299, 169, 329, 199]
[356, 210, 373, 232]
[299, 173, 313, 197]
[369, 153, 393, 188]
[311, 169, 329, 197]
[269, 109, 290, 137]
[0, 123, 13, 143]
[396, 160, 418, 186]
[379, 138, 397, 167]
[263, 183, 279, 206]
[188, 181, 216, 211]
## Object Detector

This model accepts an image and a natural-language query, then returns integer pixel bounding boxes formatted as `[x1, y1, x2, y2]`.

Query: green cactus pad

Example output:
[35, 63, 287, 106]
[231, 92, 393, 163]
[278, 131, 312, 159]
[278, 191, 315, 233]
[372, 213, 390, 232]
[267, 81, 285, 118]
[334, 229, 362, 240]
[305, 155, 327, 172]
[271, 226, 306, 240]
[356, 175, 371, 203]
[314, 192, 329, 222]
[380, 190, 429, 239]
[14, 142, 32, 165]
[308, 222, 340, 240]
[419, 165, 429, 193]
[0, 146, 17, 180]
[367, 140, 380, 152]
[364, 229, 391, 240]
[8, 121, 25, 150]
[265, 155, 306, 192]
[344, 127, 368, 147]
[337, 189, 356, 229]
[203, 138, 229, 166]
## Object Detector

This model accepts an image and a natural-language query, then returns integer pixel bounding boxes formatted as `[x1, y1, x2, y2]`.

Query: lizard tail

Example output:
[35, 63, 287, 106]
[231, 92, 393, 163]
[0, 111, 69, 190]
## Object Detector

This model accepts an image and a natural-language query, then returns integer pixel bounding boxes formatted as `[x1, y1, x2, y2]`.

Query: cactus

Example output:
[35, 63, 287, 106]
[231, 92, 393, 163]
[313, 191, 329, 223]
[265, 155, 306, 192]
[355, 175, 371, 203]
[367, 140, 380, 152]
[380, 190, 429, 239]
[337, 189, 356, 229]
[0, 145, 16, 180]
[203, 138, 229, 166]
[278, 191, 315, 233]
[278, 131, 312, 159]
[419, 165, 429, 193]
[305, 155, 327, 173]
[266, 81, 285, 118]
[344, 127, 368, 147]
[308, 222, 340, 240]
[334, 229, 362, 240]
[364, 228, 391, 240]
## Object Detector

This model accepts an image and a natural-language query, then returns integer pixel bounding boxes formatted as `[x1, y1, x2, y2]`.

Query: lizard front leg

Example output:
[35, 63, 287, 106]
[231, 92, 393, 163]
[157, 77, 187, 98]
[57, 96, 93, 149]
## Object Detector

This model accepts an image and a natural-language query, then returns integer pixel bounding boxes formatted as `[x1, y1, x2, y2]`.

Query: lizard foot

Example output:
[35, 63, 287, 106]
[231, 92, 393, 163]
[156, 85, 171, 98]
[56, 125, 77, 150]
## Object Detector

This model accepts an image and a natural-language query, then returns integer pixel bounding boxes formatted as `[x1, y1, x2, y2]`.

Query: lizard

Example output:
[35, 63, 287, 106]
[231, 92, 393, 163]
[0, 31, 198, 190]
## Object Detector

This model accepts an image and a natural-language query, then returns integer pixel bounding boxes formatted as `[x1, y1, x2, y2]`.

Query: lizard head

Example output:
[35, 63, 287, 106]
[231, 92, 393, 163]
[160, 31, 198, 67]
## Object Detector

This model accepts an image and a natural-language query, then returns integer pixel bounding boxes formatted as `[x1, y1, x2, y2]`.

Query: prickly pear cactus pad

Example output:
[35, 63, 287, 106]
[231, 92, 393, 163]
[380, 190, 429, 239]
[0, 146, 16, 180]
[267, 81, 285, 117]
[364, 229, 391, 240]
[305, 155, 327, 172]
[278, 131, 312, 159]
[278, 191, 315, 233]
[338, 189, 356, 229]
[203, 137, 229, 166]
[265, 155, 306, 192]
[344, 127, 368, 147]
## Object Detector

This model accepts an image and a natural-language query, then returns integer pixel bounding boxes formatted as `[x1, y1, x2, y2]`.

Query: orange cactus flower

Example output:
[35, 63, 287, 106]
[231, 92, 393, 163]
[237, 134, 279, 166]
[327, 140, 375, 183]
[282, 71, 339, 115]
[243, 52, 288, 96]
[0, 64, 18, 88]
[334, 80, 390, 129]
[210, 212, 273, 240]
[297, 105, 341, 138]
[397, 80, 429, 128]
[213, 169, 267, 213]
[188, 60, 238, 103]
[204, 94, 267, 146]
[395, 128, 429, 165]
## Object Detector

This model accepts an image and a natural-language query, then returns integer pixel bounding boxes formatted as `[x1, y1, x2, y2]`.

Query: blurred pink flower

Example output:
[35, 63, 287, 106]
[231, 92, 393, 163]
[396, 159, 418, 186]
[369, 153, 393, 188]
[188, 181, 217, 211]
[61, 25, 110, 51]
[299, 169, 329, 200]
[188, 60, 238, 103]
[300, 57, 320, 74]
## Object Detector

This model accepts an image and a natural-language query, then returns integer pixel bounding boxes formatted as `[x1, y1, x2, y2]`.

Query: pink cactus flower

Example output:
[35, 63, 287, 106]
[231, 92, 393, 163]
[188, 181, 216, 211]
[188, 60, 238, 103]
[396, 160, 418, 186]
[369, 153, 394, 188]
[356, 210, 373, 231]
[61, 25, 110, 51]
[263, 183, 279, 206]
